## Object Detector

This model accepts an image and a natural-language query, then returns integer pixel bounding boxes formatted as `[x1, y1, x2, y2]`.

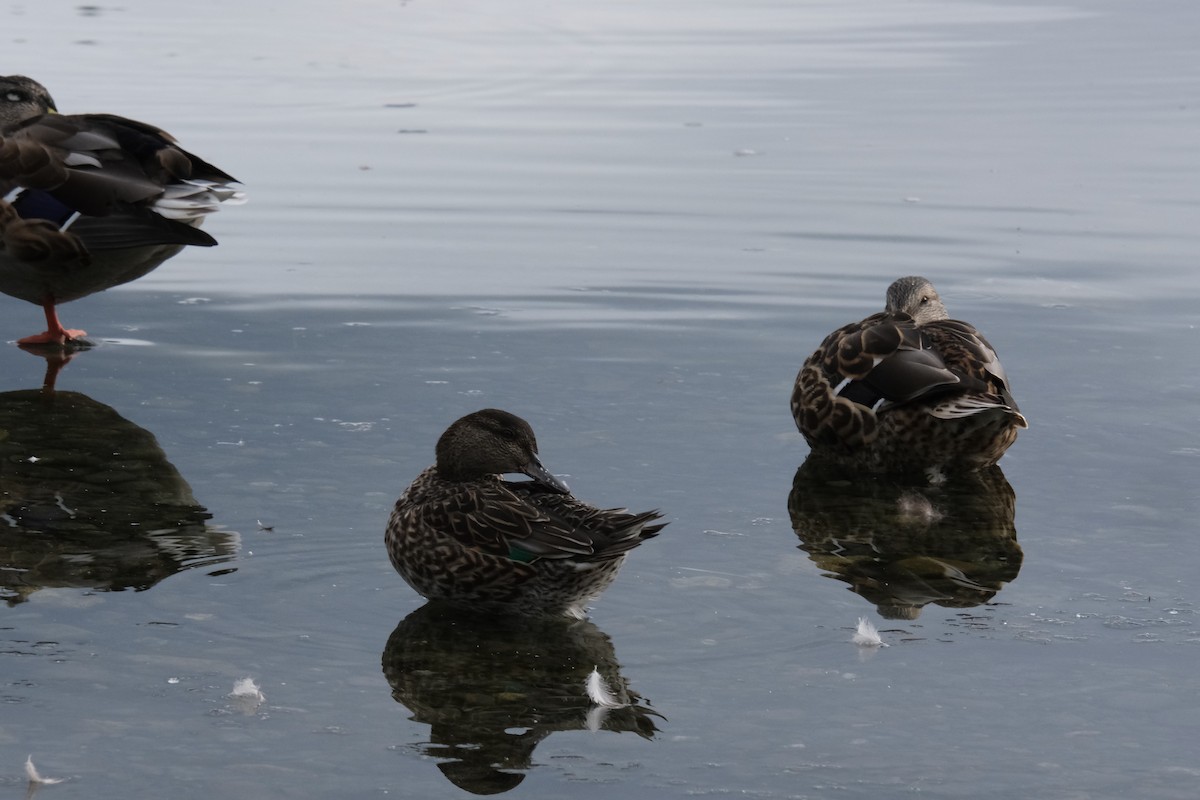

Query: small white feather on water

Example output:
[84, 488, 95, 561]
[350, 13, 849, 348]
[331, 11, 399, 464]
[228, 677, 266, 714]
[852, 617, 889, 648]
[230, 677, 265, 701]
[585, 667, 624, 709]
[25, 755, 63, 785]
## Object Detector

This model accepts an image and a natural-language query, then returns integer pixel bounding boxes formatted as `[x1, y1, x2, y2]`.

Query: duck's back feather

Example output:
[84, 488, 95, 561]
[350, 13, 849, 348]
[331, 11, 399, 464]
[793, 310, 1024, 473]
[509, 482, 665, 561]
[401, 473, 582, 557]
[399, 469, 662, 564]
[387, 465, 664, 616]
[2, 112, 241, 244]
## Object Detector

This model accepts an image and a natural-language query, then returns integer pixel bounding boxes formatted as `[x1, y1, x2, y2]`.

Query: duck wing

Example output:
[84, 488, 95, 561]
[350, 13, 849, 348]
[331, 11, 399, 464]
[512, 483, 666, 562]
[920, 320, 1026, 424]
[414, 480, 597, 562]
[819, 312, 965, 411]
[1, 112, 239, 249]
[66, 211, 216, 249]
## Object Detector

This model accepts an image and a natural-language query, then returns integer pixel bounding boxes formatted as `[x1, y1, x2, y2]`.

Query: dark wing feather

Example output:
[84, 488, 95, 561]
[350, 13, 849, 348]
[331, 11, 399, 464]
[921, 320, 1022, 412]
[825, 313, 964, 408]
[420, 480, 594, 560]
[512, 482, 665, 562]
[2, 113, 236, 217]
[1, 113, 230, 249]
[83, 113, 238, 183]
[860, 340, 961, 402]
[69, 211, 216, 249]
[4, 115, 164, 210]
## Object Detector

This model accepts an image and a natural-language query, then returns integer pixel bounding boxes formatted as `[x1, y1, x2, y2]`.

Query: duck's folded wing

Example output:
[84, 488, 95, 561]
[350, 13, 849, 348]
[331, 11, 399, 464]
[431, 483, 595, 561]
[3, 116, 161, 209]
[924, 320, 1021, 408]
[84, 114, 236, 181]
[516, 487, 666, 560]
[859, 344, 961, 403]
[3, 114, 239, 218]
[69, 210, 217, 249]
[828, 317, 963, 408]
[929, 395, 1027, 427]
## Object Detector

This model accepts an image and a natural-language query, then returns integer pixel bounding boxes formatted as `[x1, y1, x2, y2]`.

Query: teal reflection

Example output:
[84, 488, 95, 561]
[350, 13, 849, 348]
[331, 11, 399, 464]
[0, 388, 237, 605]
[788, 457, 1022, 620]
[382, 602, 662, 794]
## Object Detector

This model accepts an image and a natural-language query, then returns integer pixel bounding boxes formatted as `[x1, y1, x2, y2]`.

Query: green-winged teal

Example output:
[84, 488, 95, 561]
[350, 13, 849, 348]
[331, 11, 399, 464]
[0, 75, 243, 346]
[386, 409, 665, 618]
[791, 276, 1026, 478]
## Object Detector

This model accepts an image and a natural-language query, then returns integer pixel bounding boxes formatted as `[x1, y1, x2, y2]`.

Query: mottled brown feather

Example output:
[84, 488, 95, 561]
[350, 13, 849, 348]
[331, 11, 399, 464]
[792, 277, 1025, 476]
[387, 409, 665, 618]
[2, 218, 90, 266]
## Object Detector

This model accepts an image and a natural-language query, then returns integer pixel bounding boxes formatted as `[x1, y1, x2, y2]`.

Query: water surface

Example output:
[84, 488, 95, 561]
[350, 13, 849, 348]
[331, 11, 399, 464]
[2, 1, 1198, 798]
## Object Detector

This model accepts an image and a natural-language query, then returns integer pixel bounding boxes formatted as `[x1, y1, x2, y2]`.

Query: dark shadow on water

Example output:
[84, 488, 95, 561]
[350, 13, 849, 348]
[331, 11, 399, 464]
[787, 456, 1022, 620]
[382, 601, 662, 795]
[0, 384, 238, 605]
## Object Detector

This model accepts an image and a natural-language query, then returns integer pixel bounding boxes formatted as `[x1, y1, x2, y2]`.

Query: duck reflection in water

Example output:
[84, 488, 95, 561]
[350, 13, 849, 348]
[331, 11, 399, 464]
[382, 601, 662, 794]
[0, 384, 238, 605]
[787, 456, 1022, 620]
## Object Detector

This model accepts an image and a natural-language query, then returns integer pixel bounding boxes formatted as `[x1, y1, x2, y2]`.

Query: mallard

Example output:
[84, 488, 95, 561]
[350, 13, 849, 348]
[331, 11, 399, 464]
[791, 276, 1027, 477]
[0, 75, 243, 346]
[386, 409, 665, 618]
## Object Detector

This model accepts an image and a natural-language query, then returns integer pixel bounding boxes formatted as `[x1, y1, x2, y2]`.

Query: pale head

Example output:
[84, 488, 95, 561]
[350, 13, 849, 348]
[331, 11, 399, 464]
[884, 275, 948, 324]
[0, 75, 56, 130]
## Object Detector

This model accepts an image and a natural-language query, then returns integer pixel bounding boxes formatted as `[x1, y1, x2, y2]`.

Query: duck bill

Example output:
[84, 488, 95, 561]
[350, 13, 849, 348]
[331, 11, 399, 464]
[522, 456, 570, 493]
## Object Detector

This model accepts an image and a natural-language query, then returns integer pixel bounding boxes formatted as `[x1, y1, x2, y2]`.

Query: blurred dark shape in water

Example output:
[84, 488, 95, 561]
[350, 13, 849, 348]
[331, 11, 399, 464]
[382, 601, 662, 795]
[16, 345, 82, 392]
[787, 456, 1022, 620]
[0, 388, 238, 605]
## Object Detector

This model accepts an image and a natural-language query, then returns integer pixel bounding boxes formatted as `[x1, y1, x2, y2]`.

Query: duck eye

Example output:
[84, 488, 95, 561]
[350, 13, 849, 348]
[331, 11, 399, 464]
[4, 91, 24, 102]
[482, 421, 520, 441]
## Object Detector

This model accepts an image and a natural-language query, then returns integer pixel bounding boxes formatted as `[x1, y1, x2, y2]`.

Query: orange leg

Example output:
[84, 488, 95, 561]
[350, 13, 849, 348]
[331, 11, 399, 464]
[17, 298, 87, 346]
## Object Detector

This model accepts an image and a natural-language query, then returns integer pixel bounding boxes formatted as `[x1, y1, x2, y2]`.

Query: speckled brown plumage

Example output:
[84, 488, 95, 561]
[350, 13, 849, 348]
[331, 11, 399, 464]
[1, 75, 243, 345]
[386, 409, 665, 618]
[791, 276, 1026, 477]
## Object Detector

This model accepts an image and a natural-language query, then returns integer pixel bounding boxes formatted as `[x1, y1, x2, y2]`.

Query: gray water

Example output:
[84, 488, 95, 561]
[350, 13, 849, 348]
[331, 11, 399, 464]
[3, 1, 1198, 797]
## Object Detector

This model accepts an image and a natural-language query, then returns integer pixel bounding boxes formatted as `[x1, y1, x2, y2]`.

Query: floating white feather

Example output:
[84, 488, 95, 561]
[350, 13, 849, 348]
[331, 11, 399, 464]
[585, 667, 624, 709]
[230, 676, 265, 701]
[852, 617, 888, 648]
[228, 677, 265, 714]
[24, 755, 63, 785]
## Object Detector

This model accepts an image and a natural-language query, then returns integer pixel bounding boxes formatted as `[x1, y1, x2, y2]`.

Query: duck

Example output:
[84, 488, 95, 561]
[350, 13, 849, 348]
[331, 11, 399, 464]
[791, 276, 1027, 478]
[0, 75, 243, 346]
[386, 408, 666, 619]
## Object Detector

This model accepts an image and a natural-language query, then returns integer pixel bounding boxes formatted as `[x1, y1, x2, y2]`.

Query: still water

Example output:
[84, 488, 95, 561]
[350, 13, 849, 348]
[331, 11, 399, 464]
[3, 0, 1198, 797]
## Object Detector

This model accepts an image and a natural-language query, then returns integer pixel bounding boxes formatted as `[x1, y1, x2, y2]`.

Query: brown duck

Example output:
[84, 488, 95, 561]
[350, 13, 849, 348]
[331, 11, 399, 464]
[0, 75, 243, 346]
[792, 276, 1027, 478]
[386, 409, 666, 619]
